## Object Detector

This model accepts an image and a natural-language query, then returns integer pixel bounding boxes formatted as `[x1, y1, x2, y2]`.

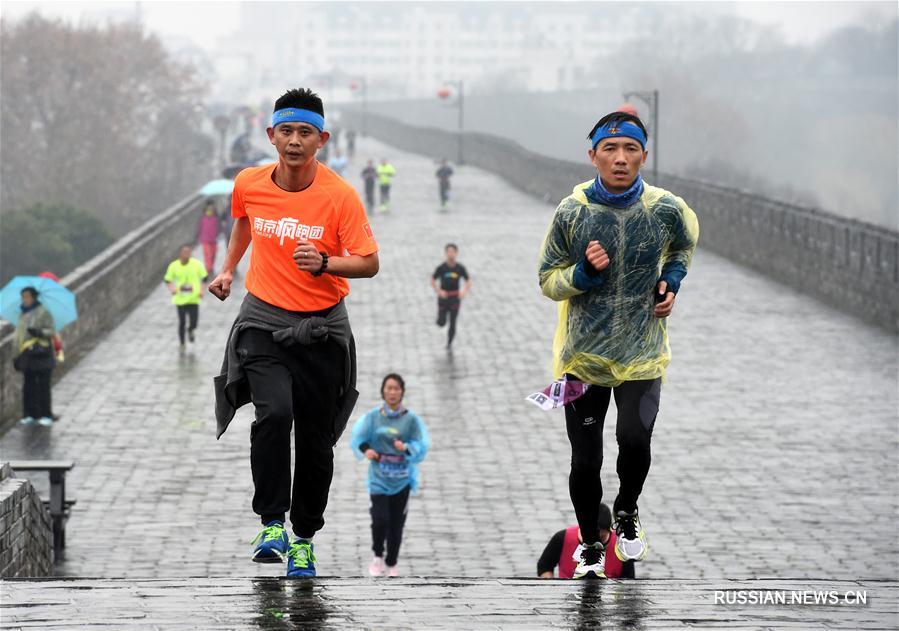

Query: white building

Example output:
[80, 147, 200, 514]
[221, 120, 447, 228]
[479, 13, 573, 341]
[209, 2, 643, 105]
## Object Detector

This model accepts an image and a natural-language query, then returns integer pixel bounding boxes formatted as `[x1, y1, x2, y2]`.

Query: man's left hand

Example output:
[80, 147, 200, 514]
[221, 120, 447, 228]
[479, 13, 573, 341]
[653, 280, 676, 318]
[293, 238, 324, 274]
[393, 439, 406, 452]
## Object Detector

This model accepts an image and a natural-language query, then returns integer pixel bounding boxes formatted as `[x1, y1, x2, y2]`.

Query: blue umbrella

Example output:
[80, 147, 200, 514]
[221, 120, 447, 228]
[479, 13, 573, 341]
[199, 179, 235, 196]
[0, 276, 77, 330]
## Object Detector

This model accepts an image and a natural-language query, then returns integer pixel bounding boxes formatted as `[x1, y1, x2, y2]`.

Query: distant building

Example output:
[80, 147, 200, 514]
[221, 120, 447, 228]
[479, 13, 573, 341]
[208, 2, 643, 104]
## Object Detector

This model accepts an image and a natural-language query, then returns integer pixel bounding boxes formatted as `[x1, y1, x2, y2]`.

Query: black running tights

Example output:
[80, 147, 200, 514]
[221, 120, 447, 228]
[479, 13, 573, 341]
[565, 377, 661, 545]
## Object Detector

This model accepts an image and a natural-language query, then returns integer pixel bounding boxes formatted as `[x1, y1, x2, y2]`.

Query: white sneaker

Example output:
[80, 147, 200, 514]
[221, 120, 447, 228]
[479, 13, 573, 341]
[37, 417, 54, 426]
[572, 542, 606, 579]
[368, 556, 385, 577]
[387, 564, 399, 578]
[615, 509, 648, 561]
[19, 416, 35, 425]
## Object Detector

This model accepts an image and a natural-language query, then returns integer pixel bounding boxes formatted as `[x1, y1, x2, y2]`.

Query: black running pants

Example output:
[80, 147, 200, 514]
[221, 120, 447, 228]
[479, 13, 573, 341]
[436, 298, 460, 345]
[371, 485, 411, 567]
[176, 304, 199, 344]
[565, 377, 661, 546]
[238, 327, 345, 539]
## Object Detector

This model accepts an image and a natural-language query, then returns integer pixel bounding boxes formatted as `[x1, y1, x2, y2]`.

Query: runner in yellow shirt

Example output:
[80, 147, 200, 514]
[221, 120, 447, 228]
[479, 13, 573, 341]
[164, 244, 208, 349]
[375, 158, 397, 212]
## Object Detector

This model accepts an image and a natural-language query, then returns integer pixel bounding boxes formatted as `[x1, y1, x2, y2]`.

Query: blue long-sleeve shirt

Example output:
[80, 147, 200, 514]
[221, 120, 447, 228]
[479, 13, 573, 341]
[349, 405, 430, 495]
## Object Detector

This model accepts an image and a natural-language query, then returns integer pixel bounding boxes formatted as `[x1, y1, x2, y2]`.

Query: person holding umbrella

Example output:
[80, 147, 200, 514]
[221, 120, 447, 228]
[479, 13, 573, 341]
[198, 181, 237, 275]
[14, 287, 57, 426]
[197, 199, 222, 274]
[1, 275, 78, 427]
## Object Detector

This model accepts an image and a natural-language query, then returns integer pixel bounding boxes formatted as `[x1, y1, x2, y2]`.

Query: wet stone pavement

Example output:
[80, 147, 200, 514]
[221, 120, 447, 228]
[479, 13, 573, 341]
[3, 578, 897, 629]
[1, 136, 897, 628]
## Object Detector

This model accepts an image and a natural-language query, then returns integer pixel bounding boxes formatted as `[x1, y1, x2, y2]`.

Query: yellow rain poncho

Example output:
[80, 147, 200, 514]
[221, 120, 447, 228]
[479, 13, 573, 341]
[538, 180, 699, 386]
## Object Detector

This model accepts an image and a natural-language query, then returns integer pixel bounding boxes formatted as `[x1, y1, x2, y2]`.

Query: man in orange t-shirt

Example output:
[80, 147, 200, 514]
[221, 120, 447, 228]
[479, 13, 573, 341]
[209, 87, 378, 578]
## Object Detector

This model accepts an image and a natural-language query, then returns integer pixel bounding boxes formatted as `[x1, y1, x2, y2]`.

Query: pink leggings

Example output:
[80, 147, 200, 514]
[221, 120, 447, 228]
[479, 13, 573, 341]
[202, 242, 217, 273]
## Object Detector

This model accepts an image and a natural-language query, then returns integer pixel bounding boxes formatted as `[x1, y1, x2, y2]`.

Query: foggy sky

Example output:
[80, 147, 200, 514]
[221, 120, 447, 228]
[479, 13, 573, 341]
[2, 1, 897, 228]
[3, 1, 895, 51]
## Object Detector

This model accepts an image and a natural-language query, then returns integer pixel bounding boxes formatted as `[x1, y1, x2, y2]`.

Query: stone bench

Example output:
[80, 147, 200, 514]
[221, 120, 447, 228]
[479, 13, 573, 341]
[8, 460, 75, 559]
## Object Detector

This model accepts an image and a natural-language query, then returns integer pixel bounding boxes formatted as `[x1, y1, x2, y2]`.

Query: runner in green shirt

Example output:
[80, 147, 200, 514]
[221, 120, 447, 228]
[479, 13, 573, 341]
[164, 245, 208, 349]
[376, 158, 397, 212]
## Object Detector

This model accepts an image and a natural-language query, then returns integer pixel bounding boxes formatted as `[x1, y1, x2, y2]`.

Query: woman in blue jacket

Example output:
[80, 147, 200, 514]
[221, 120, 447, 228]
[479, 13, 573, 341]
[350, 373, 430, 577]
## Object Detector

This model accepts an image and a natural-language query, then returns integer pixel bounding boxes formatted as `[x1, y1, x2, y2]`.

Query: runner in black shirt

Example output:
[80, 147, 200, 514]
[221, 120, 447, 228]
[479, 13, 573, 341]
[435, 159, 454, 210]
[360, 160, 377, 210]
[346, 129, 357, 159]
[430, 243, 470, 349]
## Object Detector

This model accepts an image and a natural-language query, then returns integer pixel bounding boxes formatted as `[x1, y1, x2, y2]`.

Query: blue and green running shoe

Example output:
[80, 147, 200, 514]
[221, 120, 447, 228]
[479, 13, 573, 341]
[286, 539, 316, 578]
[251, 520, 289, 563]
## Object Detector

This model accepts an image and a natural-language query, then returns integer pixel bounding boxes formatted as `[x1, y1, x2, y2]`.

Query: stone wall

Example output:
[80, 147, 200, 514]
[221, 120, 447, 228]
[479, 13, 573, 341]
[346, 112, 898, 332]
[0, 194, 205, 429]
[0, 462, 52, 577]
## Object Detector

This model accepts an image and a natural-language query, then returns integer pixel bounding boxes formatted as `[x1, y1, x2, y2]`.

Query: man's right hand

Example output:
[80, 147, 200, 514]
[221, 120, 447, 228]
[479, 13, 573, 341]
[364, 449, 380, 461]
[208, 270, 234, 301]
[585, 240, 610, 274]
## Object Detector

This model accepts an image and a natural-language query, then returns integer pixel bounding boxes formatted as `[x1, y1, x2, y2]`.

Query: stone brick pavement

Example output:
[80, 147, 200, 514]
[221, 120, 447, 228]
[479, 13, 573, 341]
[3, 577, 897, 629]
[0, 137, 896, 588]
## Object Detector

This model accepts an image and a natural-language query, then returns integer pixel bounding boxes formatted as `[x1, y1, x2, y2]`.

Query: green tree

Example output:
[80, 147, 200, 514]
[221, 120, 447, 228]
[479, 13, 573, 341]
[0, 203, 113, 285]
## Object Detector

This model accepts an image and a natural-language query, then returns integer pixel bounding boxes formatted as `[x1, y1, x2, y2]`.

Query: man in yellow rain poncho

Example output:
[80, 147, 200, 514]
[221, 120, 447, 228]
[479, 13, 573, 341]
[537, 111, 699, 579]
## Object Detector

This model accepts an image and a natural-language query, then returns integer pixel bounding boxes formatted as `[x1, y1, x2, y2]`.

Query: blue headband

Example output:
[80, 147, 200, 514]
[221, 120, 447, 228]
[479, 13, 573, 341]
[590, 121, 646, 149]
[271, 108, 325, 131]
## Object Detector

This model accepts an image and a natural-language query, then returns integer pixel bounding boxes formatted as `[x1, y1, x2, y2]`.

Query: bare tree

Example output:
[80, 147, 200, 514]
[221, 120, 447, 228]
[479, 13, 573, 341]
[1, 14, 214, 235]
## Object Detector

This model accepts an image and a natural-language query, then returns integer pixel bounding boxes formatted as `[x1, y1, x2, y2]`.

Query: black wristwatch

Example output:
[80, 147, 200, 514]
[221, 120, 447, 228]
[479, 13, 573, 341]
[313, 251, 329, 276]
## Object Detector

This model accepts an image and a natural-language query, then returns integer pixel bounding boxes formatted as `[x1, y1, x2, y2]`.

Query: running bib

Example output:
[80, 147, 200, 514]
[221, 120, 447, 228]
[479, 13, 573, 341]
[526, 377, 590, 411]
[378, 454, 409, 479]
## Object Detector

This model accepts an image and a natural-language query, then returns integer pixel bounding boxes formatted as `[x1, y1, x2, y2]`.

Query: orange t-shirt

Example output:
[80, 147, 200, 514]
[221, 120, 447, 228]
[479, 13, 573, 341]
[232, 162, 378, 312]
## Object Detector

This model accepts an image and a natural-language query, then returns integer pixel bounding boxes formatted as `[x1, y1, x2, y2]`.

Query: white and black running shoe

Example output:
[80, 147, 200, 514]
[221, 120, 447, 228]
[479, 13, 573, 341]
[572, 542, 606, 579]
[614, 509, 648, 562]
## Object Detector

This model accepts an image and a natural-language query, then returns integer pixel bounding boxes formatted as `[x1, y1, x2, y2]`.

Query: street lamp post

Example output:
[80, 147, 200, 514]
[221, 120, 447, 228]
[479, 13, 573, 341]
[349, 77, 368, 136]
[310, 73, 335, 106]
[623, 89, 659, 182]
[439, 79, 464, 165]
[212, 113, 230, 168]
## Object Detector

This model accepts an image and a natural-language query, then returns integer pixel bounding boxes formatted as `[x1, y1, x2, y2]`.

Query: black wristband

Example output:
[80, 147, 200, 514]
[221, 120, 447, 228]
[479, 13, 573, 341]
[312, 251, 329, 277]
